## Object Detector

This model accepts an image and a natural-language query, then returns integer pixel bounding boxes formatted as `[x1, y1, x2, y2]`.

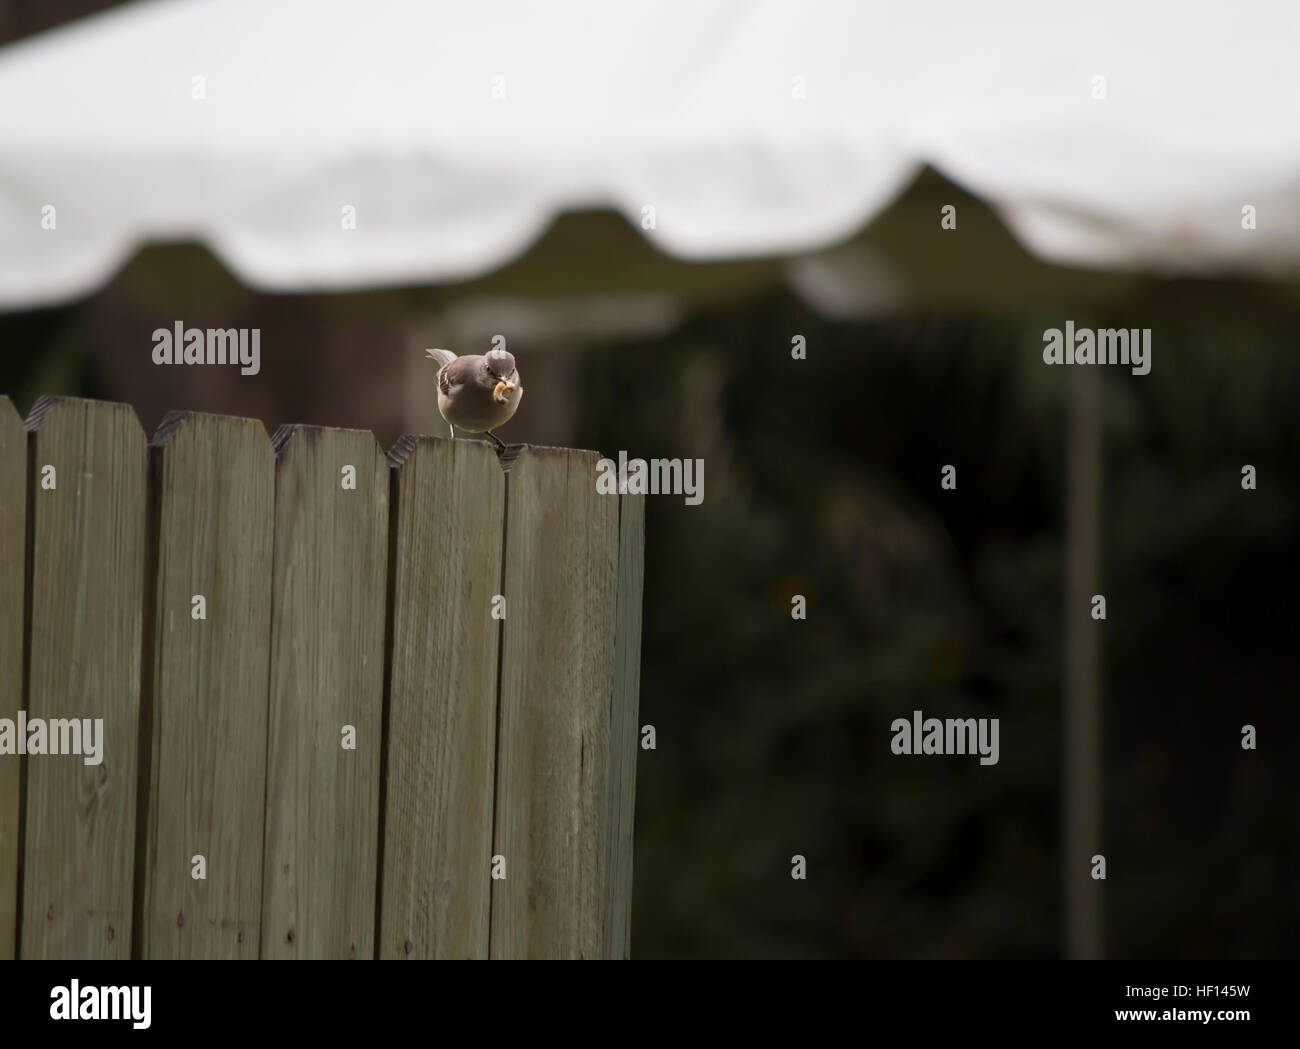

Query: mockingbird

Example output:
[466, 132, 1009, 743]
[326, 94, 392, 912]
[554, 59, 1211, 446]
[425, 346, 522, 451]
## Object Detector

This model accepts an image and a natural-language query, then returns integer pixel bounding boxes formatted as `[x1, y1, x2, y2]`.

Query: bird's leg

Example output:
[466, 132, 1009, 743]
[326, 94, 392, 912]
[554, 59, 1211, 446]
[448, 423, 456, 440]
[485, 430, 507, 452]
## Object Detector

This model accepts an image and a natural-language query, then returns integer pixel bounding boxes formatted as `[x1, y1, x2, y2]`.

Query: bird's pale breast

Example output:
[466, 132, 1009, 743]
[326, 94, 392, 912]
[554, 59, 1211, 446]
[438, 374, 522, 432]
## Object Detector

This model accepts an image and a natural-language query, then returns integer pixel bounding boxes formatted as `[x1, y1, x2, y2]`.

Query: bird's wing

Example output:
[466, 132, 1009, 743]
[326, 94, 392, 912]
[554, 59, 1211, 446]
[437, 355, 481, 397]
[425, 348, 459, 395]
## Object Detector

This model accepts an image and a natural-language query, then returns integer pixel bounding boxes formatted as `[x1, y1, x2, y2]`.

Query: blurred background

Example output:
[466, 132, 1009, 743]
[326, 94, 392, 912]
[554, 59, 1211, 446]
[2, 0, 1298, 959]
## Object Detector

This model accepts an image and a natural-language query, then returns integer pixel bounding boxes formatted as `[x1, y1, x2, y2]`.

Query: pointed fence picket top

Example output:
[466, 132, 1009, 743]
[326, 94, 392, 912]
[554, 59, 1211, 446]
[260, 424, 389, 960]
[379, 436, 503, 960]
[136, 411, 275, 959]
[20, 397, 147, 960]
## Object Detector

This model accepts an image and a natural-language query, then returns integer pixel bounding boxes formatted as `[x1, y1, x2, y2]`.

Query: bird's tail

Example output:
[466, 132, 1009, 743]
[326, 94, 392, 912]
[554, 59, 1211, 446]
[424, 348, 456, 368]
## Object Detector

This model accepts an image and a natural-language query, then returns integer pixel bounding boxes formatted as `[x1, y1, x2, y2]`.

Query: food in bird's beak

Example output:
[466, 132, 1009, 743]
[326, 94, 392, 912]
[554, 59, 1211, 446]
[493, 380, 517, 404]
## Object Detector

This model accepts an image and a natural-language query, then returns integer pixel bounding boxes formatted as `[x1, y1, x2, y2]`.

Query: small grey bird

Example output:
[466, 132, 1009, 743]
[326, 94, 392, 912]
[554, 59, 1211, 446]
[425, 346, 522, 450]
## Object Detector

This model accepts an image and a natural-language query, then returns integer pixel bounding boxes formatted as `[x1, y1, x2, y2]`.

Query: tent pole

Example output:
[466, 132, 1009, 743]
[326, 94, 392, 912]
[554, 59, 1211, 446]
[1065, 364, 1103, 959]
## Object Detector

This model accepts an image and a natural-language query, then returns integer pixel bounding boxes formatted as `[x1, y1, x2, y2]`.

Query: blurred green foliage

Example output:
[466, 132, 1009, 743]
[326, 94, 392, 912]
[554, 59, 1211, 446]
[577, 297, 1300, 959]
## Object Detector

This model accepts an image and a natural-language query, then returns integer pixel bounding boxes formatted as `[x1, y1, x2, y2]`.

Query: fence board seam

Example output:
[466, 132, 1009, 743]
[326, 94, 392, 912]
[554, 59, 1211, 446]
[254, 424, 291, 960]
[371, 455, 402, 959]
[128, 425, 163, 958]
[484, 446, 516, 960]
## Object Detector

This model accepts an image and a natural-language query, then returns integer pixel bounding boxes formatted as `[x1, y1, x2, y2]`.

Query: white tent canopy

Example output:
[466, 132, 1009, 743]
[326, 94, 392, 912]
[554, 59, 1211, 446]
[2, 0, 1299, 312]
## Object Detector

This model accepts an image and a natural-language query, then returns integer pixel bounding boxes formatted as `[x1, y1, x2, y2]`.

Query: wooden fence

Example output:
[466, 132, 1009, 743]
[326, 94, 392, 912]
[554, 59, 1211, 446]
[0, 395, 644, 960]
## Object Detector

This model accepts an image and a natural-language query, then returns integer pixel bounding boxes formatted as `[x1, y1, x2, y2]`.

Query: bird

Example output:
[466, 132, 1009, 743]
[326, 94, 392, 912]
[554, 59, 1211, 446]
[425, 346, 522, 451]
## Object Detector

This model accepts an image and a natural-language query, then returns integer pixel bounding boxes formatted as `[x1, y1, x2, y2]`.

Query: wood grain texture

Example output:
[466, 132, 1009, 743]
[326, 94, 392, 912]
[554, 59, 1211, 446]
[20, 397, 145, 959]
[137, 412, 274, 959]
[0, 397, 24, 959]
[602, 491, 644, 959]
[261, 426, 387, 959]
[490, 446, 619, 959]
[379, 436, 503, 959]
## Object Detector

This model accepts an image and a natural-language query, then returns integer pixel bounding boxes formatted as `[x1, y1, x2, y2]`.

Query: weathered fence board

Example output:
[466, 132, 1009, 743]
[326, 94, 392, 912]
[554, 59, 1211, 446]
[136, 412, 274, 959]
[261, 426, 388, 959]
[0, 397, 24, 959]
[490, 447, 620, 959]
[21, 397, 145, 959]
[2, 393, 645, 960]
[602, 491, 645, 960]
[379, 436, 504, 959]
